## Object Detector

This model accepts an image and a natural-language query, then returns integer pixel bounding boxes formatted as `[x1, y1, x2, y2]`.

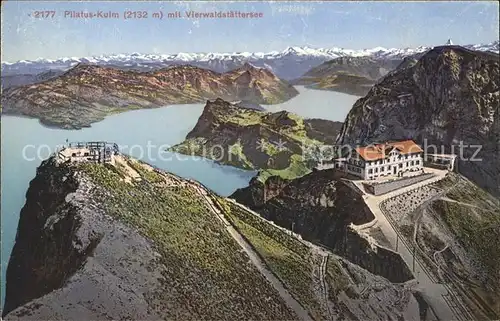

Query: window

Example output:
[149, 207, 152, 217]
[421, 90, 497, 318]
[369, 169, 373, 174]
[411, 161, 414, 166]
[375, 168, 378, 173]
[399, 163, 403, 168]
[71, 153, 77, 157]
[416, 160, 420, 165]
[84, 152, 90, 156]
[387, 166, 390, 171]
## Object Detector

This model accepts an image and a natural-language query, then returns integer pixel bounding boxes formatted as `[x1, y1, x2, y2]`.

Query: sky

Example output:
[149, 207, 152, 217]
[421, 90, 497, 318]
[1, 1, 499, 62]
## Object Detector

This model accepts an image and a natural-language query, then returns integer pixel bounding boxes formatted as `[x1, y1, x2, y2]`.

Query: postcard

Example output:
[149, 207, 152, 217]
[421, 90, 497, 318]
[1, 1, 499, 320]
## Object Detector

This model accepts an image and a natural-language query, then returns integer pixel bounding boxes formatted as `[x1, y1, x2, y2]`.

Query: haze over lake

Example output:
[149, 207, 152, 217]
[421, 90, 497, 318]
[0, 87, 360, 306]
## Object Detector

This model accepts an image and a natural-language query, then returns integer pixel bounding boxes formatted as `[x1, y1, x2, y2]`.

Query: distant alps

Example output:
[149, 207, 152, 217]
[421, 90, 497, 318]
[2, 40, 498, 81]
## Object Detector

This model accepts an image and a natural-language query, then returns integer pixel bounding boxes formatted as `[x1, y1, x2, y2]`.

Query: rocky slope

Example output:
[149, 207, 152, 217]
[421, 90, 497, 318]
[337, 45, 500, 197]
[169, 98, 343, 181]
[3, 154, 422, 321]
[381, 173, 500, 320]
[231, 169, 414, 284]
[293, 56, 402, 96]
[1, 63, 298, 129]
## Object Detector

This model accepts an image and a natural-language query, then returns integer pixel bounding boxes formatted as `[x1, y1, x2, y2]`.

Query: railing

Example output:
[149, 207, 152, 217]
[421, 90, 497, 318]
[68, 141, 119, 153]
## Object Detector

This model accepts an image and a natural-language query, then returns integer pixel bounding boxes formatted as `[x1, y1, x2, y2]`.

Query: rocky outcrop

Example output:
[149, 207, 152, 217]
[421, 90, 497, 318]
[1, 63, 298, 129]
[337, 46, 500, 196]
[3, 154, 425, 320]
[231, 169, 413, 283]
[169, 98, 343, 180]
[2, 156, 299, 320]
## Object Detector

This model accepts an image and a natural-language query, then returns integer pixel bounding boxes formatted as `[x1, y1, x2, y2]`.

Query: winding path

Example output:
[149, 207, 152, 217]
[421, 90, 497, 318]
[188, 182, 313, 321]
[355, 168, 459, 321]
[317, 251, 333, 321]
[228, 199, 339, 321]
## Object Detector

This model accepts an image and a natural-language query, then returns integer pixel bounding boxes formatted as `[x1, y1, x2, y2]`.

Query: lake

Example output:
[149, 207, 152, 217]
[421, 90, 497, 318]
[0, 87, 360, 306]
[264, 86, 360, 121]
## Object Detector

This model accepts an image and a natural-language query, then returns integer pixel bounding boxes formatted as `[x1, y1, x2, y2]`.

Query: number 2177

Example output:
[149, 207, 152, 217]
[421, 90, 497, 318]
[33, 11, 56, 18]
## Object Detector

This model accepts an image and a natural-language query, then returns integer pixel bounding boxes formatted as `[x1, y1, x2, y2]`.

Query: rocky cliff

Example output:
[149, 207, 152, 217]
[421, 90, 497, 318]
[2, 156, 297, 320]
[3, 155, 423, 321]
[169, 98, 343, 181]
[231, 169, 413, 284]
[337, 45, 500, 196]
[1, 63, 298, 129]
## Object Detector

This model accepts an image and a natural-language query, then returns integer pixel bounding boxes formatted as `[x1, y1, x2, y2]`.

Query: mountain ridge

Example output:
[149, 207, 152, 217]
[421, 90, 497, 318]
[4, 41, 498, 66]
[3, 154, 424, 320]
[337, 45, 500, 196]
[3, 41, 498, 80]
[169, 98, 343, 181]
[1, 63, 298, 129]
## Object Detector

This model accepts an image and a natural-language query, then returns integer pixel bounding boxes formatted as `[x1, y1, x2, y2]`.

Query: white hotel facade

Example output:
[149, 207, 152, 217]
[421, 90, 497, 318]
[337, 140, 424, 180]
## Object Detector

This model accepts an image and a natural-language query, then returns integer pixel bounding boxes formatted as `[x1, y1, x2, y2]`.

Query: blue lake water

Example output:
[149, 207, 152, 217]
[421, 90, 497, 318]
[264, 85, 360, 121]
[0, 87, 360, 307]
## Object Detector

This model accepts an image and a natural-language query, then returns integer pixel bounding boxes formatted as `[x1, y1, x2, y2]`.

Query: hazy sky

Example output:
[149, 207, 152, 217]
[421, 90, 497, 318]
[1, 1, 499, 62]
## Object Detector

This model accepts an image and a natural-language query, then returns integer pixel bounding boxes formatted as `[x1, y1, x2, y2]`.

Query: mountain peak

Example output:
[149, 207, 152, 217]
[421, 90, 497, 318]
[425, 44, 499, 61]
[241, 62, 259, 70]
[64, 63, 101, 75]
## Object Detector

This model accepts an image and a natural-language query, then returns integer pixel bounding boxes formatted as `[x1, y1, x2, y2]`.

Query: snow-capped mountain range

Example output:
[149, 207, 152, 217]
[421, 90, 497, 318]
[2, 40, 498, 81]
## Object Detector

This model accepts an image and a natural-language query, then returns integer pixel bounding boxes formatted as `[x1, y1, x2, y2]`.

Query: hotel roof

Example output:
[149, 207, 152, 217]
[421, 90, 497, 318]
[355, 140, 423, 161]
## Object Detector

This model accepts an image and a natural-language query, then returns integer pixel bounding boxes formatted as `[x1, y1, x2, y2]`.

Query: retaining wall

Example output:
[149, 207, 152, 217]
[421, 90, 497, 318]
[424, 162, 450, 171]
[363, 173, 436, 196]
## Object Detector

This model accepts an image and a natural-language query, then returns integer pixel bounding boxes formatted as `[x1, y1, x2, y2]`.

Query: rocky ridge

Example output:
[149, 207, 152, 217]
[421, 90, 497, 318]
[231, 169, 414, 284]
[1, 63, 298, 129]
[169, 98, 343, 181]
[337, 45, 500, 196]
[3, 155, 422, 321]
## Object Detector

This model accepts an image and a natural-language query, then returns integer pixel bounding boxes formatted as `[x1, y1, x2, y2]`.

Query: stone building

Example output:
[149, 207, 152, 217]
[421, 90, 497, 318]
[335, 140, 424, 180]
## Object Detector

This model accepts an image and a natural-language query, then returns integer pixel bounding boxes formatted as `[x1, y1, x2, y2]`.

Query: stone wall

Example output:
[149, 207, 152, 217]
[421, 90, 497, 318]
[381, 184, 442, 223]
[423, 161, 450, 171]
[363, 173, 436, 196]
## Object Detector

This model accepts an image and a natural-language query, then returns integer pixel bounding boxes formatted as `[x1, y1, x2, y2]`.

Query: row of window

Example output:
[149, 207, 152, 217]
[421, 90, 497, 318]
[367, 155, 421, 166]
[348, 158, 363, 166]
[367, 160, 420, 174]
[347, 165, 362, 173]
